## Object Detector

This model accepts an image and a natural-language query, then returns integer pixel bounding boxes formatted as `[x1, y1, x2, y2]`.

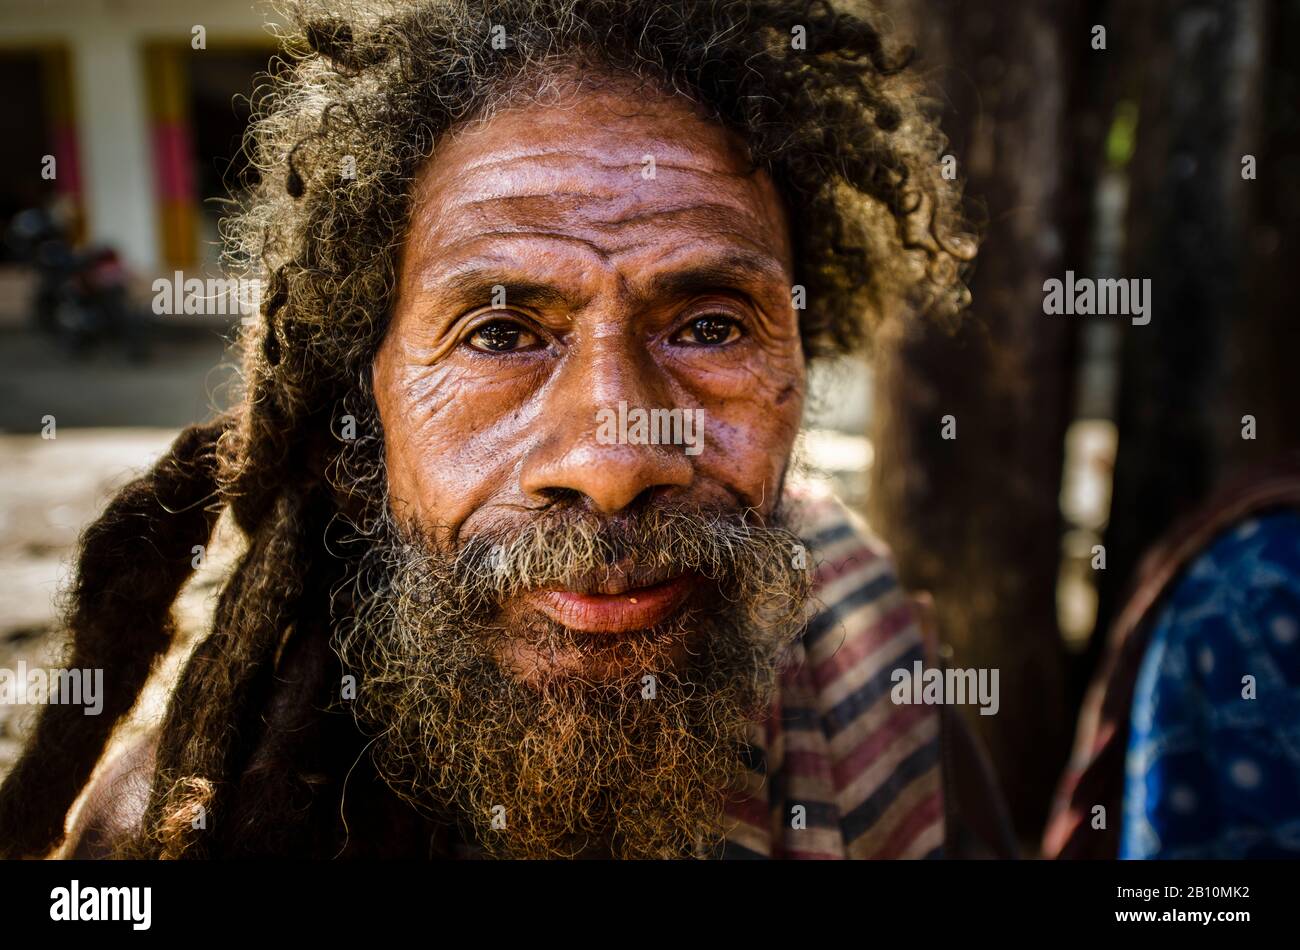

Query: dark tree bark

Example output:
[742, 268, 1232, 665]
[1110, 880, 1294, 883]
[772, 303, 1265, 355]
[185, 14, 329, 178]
[1095, 0, 1273, 654]
[1232, 0, 1300, 463]
[867, 0, 1286, 847]
[869, 0, 1105, 842]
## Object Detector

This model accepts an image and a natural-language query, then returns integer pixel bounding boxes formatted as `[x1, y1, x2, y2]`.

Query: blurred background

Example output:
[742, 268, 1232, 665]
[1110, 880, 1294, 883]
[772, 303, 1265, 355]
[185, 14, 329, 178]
[0, 0, 1297, 854]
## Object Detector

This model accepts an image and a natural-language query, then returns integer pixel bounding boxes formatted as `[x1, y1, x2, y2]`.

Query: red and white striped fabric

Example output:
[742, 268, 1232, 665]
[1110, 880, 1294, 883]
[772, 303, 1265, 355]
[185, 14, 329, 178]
[719, 488, 945, 859]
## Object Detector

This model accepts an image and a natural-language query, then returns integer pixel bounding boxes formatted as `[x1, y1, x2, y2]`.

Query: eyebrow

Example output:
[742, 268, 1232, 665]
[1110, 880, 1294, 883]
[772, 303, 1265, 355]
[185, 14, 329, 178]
[640, 250, 789, 304]
[425, 248, 788, 314]
[437, 269, 575, 311]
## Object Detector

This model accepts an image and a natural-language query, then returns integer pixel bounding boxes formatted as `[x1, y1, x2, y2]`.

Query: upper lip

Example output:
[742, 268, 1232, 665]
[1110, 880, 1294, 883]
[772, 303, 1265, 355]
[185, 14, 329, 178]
[520, 571, 700, 634]
[545, 562, 680, 596]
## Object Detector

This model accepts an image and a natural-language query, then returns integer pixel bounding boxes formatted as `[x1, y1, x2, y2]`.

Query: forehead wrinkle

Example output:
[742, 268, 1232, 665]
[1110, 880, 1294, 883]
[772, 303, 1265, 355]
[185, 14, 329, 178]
[455, 145, 751, 174]
[455, 190, 759, 213]
[584, 201, 776, 236]
[404, 98, 790, 309]
[429, 167, 760, 218]
[412, 232, 614, 295]
[440, 198, 775, 251]
[427, 141, 760, 202]
[440, 96, 753, 174]
[411, 225, 787, 309]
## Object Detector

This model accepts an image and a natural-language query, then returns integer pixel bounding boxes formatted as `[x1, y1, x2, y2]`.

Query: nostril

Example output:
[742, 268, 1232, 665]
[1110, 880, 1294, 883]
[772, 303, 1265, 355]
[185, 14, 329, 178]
[531, 484, 671, 515]
[534, 486, 584, 508]
[625, 485, 662, 513]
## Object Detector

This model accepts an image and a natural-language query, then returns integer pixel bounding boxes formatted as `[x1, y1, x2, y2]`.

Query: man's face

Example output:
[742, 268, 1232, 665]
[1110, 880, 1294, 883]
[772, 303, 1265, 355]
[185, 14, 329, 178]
[372, 74, 806, 681]
[354, 74, 811, 857]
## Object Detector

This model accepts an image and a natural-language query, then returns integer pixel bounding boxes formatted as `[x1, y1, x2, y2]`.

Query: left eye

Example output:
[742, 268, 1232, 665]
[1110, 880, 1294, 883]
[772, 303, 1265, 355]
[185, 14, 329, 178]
[675, 315, 742, 346]
[467, 320, 541, 353]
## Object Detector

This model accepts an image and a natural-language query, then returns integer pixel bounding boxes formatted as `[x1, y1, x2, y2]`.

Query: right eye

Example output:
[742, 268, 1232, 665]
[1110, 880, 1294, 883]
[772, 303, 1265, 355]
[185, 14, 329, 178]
[466, 319, 542, 353]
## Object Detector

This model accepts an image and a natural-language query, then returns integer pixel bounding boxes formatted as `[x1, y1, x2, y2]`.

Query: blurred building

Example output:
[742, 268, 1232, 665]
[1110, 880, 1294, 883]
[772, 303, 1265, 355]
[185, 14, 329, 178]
[0, 0, 274, 297]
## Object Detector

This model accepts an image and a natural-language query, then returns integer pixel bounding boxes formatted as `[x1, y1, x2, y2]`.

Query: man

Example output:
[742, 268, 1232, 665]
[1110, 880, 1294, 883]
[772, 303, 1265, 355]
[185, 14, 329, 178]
[0, 0, 1004, 859]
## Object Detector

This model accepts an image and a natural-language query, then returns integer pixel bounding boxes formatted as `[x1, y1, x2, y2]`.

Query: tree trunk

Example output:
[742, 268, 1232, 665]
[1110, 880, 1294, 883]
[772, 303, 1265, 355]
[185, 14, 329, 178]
[1096, 0, 1270, 650]
[870, 0, 1095, 843]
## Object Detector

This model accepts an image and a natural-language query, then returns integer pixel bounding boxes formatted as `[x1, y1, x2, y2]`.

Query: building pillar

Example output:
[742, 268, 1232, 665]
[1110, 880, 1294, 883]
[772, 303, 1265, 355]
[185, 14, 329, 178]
[68, 29, 158, 272]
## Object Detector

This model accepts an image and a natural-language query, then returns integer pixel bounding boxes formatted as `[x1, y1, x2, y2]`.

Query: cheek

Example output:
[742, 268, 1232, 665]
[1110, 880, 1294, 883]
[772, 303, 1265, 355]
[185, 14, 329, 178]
[700, 387, 803, 506]
[373, 345, 543, 537]
[673, 347, 805, 508]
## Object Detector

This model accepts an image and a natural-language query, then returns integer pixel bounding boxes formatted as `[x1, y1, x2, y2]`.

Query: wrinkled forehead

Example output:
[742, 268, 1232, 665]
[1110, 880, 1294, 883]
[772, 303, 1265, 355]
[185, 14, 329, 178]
[401, 71, 793, 275]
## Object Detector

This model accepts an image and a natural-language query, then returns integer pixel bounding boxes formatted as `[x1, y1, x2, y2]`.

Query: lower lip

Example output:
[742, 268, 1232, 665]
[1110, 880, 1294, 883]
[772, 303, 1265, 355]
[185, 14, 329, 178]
[522, 575, 697, 633]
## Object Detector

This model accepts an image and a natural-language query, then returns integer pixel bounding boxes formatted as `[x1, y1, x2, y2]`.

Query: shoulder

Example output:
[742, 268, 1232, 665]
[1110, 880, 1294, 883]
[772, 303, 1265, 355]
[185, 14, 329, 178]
[786, 479, 893, 563]
[784, 483, 919, 655]
[62, 730, 158, 858]
[783, 483, 1019, 858]
[1123, 510, 1300, 858]
[1140, 509, 1300, 698]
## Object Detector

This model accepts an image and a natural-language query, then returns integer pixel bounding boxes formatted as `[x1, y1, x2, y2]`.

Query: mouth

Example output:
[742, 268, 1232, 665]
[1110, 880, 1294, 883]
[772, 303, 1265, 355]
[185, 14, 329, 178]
[520, 572, 699, 634]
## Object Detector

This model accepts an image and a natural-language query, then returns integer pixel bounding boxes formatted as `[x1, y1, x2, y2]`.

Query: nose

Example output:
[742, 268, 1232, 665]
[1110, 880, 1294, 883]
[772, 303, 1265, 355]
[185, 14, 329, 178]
[519, 335, 694, 515]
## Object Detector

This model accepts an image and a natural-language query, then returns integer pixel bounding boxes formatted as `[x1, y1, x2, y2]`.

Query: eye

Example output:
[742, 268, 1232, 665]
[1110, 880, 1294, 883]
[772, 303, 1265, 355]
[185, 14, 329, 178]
[675, 314, 743, 346]
[466, 319, 542, 353]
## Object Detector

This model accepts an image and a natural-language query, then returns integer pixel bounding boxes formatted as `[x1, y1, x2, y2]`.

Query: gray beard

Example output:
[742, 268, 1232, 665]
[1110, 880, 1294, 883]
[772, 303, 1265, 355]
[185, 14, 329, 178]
[332, 502, 811, 859]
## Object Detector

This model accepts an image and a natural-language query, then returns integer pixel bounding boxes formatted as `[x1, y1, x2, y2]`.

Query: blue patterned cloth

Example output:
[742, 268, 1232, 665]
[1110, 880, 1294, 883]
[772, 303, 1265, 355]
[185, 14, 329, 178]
[1120, 509, 1300, 859]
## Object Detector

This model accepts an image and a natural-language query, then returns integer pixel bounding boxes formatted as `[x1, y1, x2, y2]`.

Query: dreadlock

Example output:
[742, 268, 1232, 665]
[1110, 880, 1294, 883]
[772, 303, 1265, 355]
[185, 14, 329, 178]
[0, 0, 972, 858]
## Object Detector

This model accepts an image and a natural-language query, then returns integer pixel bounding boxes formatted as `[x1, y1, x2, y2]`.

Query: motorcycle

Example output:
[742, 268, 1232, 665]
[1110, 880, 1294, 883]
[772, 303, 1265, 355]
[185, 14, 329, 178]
[6, 206, 148, 360]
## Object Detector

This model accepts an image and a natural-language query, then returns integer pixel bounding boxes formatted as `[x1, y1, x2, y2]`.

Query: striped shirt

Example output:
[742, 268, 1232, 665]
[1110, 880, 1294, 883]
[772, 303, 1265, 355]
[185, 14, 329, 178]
[718, 487, 946, 859]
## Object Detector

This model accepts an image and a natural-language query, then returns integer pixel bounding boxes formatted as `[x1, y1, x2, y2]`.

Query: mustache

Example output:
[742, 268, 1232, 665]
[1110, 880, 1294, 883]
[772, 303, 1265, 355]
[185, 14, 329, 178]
[387, 502, 811, 621]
